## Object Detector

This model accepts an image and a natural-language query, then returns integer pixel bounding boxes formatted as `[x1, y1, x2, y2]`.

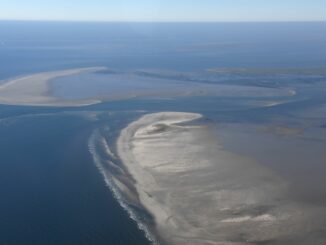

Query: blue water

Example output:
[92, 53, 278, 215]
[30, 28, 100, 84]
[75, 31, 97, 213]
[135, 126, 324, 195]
[1, 21, 326, 80]
[1, 21, 326, 244]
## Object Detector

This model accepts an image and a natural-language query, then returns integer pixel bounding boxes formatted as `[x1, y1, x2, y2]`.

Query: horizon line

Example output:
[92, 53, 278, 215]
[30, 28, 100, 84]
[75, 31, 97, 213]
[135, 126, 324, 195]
[1, 19, 326, 24]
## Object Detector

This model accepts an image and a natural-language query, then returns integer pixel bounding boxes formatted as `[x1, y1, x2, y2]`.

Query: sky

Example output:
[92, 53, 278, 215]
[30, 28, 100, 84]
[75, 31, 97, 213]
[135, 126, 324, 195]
[0, 0, 326, 22]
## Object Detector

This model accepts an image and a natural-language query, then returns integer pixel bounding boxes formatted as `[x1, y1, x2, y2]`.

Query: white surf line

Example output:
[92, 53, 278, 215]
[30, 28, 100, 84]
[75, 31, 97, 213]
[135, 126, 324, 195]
[88, 130, 159, 245]
[116, 111, 326, 245]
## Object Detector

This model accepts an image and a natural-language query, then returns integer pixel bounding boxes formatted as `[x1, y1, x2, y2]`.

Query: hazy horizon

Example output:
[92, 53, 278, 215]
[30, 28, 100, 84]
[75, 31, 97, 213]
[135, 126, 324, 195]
[2, 20, 326, 23]
[1, 0, 326, 22]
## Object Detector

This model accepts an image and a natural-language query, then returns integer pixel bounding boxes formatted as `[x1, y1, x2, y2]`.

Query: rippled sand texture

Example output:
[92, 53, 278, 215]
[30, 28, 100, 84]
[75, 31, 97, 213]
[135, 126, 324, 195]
[117, 112, 326, 245]
[0, 67, 104, 106]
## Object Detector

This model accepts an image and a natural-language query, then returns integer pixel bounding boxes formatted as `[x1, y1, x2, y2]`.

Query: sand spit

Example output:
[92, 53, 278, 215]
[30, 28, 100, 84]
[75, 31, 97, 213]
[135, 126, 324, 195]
[0, 67, 105, 106]
[117, 112, 326, 245]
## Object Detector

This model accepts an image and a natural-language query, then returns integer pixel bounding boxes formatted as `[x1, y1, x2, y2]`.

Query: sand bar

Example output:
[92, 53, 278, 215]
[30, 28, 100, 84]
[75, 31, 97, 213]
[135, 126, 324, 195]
[117, 112, 326, 244]
[0, 67, 105, 106]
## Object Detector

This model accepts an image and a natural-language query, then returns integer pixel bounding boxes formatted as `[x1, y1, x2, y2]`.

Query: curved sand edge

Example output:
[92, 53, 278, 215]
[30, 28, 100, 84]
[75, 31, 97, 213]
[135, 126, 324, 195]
[0, 67, 105, 107]
[117, 112, 326, 245]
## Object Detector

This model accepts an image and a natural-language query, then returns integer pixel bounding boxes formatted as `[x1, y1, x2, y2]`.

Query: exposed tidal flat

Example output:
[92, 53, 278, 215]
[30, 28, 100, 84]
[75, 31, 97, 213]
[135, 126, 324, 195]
[109, 112, 326, 245]
[2, 21, 326, 245]
[0, 67, 106, 106]
[2, 103, 326, 244]
[0, 67, 296, 107]
[2, 64, 326, 244]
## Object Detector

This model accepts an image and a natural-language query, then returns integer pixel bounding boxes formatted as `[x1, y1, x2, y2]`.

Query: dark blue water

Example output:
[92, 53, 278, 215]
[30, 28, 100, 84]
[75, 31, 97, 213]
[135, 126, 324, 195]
[1, 21, 326, 80]
[0, 108, 151, 245]
[1, 21, 326, 245]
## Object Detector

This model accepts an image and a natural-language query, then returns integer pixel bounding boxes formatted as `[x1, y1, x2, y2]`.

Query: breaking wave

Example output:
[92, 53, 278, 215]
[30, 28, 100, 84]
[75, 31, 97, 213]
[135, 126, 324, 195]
[88, 130, 159, 245]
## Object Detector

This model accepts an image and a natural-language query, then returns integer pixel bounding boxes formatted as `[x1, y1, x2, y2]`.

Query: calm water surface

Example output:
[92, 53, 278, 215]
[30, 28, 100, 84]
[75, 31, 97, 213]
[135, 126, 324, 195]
[1, 21, 326, 244]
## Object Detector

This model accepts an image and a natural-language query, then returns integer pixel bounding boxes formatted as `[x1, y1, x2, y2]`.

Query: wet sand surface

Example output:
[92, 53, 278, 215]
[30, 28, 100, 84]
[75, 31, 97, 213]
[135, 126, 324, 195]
[0, 67, 294, 107]
[2, 22, 326, 245]
[117, 112, 326, 245]
[0, 67, 105, 106]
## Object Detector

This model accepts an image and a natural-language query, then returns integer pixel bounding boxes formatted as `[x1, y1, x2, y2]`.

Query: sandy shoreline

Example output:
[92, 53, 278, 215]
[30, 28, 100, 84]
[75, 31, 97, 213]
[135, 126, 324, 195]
[0, 67, 105, 106]
[0, 66, 296, 108]
[116, 112, 326, 245]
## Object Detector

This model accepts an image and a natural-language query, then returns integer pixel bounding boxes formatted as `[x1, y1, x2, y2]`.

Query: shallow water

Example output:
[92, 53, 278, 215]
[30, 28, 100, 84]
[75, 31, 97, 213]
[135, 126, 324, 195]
[1, 21, 326, 244]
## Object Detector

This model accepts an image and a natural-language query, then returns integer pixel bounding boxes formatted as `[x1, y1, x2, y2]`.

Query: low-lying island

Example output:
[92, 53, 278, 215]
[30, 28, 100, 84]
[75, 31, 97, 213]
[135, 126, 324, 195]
[116, 112, 325, 244]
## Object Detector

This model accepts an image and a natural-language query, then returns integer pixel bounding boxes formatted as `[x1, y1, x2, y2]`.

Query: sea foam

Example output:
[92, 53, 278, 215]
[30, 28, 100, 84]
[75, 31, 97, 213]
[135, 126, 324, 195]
[88, 130, 159, 245]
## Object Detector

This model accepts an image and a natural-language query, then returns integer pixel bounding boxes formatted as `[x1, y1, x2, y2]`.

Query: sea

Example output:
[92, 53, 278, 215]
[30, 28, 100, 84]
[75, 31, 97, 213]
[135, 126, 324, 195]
[1, 21, 326, 244]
